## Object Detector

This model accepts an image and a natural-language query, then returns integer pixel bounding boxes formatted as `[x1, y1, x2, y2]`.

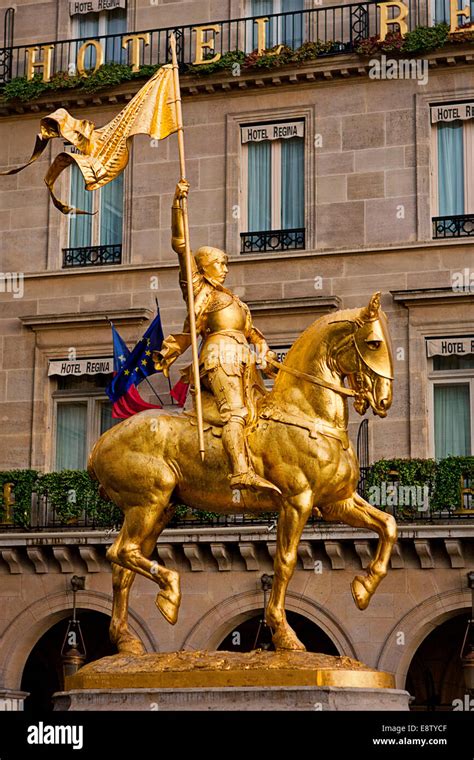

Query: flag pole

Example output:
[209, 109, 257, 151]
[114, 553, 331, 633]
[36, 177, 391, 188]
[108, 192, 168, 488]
[155, 297, 175, 404]
[170, 34, 205, 461]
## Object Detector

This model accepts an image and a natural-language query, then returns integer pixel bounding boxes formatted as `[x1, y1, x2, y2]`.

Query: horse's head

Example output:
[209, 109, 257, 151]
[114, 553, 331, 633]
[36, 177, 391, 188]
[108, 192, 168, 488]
[330, 292, 394, 418]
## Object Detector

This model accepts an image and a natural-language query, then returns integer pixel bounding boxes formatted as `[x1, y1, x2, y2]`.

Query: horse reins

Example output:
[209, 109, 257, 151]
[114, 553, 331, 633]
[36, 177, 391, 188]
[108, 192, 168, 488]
[265, 356, 357, 398]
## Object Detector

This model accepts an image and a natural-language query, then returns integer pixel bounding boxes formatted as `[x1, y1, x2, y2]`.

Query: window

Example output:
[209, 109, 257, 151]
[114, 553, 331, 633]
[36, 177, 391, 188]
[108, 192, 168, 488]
[430, 353, 474, 458]
[432, 0, 474, 25]
[241, 120, 305, 252]
[54, 375, 118, 470]
[437, 121, 465, 216]
[66, 163, 124, 266]
[249, 0, 304, 50]
[432, 114, 474, 237]
[72, 8, 127, 67]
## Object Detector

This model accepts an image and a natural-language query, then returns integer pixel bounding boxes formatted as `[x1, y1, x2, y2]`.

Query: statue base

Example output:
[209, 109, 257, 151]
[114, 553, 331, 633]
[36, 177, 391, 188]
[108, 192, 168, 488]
[53, 651, 410, 711]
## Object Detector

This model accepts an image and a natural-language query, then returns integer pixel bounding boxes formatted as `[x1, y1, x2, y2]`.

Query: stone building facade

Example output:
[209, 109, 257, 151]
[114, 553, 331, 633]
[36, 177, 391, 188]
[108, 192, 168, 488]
[0, 0, 473, 710]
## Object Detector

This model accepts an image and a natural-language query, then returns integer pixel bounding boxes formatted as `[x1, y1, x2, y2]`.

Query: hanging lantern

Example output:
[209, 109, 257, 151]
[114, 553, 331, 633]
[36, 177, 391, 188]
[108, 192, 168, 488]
[61, 575, 86, 683]
[252, 573, 274, 651]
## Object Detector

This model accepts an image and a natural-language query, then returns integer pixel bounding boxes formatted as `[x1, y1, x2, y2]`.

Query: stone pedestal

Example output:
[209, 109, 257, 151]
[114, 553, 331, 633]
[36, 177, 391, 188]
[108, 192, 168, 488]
[53, 650, 410, 712]
[54, 684, 410, 711]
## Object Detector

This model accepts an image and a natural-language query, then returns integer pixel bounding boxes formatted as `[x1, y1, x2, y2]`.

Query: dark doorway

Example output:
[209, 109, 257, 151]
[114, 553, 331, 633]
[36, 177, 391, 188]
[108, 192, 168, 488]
[21, 610, 115, 713]
[218, 610, 339, 654]
[406, 613, 469, 711]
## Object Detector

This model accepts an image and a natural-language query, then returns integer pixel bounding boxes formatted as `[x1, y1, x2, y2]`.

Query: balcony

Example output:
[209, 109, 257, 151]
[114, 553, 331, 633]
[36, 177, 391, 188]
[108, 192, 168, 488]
[432, 214, 474, 239]
[241, 227, 305, 254]
[62, 243, 122, 268]
[0, 1, 437, 86]
[0, 460, 473, 532]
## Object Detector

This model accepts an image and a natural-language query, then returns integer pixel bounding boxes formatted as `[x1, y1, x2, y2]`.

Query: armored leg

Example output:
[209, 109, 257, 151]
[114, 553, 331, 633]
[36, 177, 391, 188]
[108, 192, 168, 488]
[206, 368, 281, 494]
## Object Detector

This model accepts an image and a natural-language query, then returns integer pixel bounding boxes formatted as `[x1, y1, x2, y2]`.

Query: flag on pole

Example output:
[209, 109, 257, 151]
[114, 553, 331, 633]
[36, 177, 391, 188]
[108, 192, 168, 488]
[107, 314, 164, 405]
[0, 65, 179, 214]
[108, 322, 162, 419]
[170, 378, 190, 407]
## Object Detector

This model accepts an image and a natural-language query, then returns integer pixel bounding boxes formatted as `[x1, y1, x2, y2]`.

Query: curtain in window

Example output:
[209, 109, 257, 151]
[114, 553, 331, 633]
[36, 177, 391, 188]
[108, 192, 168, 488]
[106, 9, 127, 64]
[281, 137, 304, 229]
[434, 384, 471, 458]
[100, 402, 119, 434]
[56, 403, 87, 470]
[100, 172, 123, 246]
[438, 121, 464, 216]
[248, 140, 272, 232]
[434, 0, 450, 22]
[78, 13, 99, 70]
[69, 163, 93, 248]
[251, 0, 274, 49]
[281, 0, 304, 48]
[436, 0, 474, 25]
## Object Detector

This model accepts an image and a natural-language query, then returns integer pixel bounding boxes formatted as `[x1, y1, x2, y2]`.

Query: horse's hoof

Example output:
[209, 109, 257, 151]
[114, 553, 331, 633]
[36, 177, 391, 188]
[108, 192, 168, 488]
[272, 628, 306, 652]
[115, 635, 146, 656]
[156, 591, 180, 625]
[351, 576, 371, 611]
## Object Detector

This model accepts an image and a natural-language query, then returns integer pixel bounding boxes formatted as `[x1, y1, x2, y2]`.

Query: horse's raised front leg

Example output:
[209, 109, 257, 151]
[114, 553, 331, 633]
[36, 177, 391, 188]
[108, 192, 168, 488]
[110, 563, 145, 655]
[106, 492, 181, 631]
[266, 490, 313, 651]
[322, 493, 397, 611]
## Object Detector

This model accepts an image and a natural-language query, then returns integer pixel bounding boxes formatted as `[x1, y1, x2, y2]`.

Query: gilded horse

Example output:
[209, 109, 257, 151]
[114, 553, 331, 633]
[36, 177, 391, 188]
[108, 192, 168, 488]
[88, 292, 396, 654]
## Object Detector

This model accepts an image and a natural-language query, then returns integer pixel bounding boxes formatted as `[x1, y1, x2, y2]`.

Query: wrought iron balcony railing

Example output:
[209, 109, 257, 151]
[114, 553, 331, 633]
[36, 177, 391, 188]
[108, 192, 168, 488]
[432, 214, 474, 239]
[241, 227, 305, 254]
[62, 243, 122, 268]
[0, 465, 473, 532]
[0, 1, 435, 85]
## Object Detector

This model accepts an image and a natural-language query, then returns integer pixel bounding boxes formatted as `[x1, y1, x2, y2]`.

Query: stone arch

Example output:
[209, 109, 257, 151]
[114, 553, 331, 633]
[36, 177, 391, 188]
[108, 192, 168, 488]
[376, 588, 471, 689]
[0, 589, 156, 690]
[181, 589, 358, 657]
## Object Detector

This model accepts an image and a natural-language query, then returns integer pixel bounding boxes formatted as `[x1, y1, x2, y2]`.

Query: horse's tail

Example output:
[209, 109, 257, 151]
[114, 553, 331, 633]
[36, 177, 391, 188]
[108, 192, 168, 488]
[87, 438, 111, 502]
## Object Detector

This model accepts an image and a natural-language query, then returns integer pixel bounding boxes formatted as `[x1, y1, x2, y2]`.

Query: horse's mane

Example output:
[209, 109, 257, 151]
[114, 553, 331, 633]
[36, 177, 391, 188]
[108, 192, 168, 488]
[282, 305, 364, 368]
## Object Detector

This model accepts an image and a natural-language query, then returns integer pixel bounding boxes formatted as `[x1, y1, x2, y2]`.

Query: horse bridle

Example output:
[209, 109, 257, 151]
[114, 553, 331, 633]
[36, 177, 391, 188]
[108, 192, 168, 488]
[265, 329, 378, 403]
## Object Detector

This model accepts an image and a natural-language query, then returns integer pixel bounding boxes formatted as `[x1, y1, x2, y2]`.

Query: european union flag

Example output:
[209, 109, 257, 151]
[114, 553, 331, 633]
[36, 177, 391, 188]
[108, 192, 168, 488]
[106, 312, 164, 403]
[111, 323, 130, 372]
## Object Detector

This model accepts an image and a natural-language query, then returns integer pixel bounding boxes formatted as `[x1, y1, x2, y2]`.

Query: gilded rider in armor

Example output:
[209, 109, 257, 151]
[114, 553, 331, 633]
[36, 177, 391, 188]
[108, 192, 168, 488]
[154, 180, 280, 494]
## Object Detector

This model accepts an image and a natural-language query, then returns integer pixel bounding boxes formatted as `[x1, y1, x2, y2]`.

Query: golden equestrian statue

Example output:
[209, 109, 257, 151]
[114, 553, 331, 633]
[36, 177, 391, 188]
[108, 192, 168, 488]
[88, 282, 397, 654]
[0, 45, 396, 660]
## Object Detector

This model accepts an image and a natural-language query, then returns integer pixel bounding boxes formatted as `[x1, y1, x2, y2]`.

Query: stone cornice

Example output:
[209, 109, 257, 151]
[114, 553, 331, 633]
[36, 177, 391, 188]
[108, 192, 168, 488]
[0, 523, 472, 573]
[391, 288, 474, 306]
[20, 308, 153, 331]
[2, 44, 474, 118]
[247, 296, 340, 316]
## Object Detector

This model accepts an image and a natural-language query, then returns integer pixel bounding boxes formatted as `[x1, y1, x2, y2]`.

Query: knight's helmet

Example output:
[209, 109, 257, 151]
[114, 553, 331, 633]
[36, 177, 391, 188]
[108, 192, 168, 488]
[353, 293, 394, 380]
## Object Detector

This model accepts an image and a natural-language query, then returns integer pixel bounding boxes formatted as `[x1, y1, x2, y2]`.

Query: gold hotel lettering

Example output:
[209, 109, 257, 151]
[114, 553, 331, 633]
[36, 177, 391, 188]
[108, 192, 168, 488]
[26, 6, 474, 82]
[26, 45, 54, 82]
[122, 33, 150, 72]
[192, 25, 221, 66]
[77, 39, 104, 76]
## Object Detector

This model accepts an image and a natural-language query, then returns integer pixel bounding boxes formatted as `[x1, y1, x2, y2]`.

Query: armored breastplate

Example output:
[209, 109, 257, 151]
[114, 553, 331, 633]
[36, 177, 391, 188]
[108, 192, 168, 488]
[205, 293, 247, 333]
